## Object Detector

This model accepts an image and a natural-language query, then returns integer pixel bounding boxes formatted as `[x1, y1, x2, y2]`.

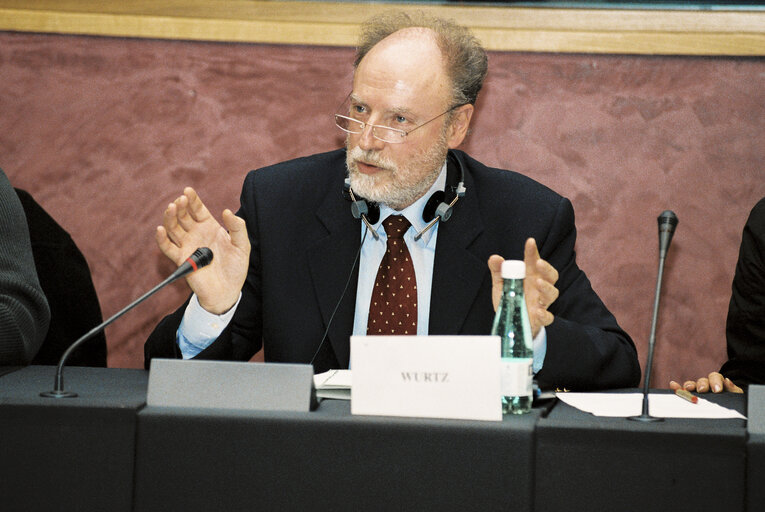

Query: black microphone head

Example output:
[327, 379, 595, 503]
[189, 247, 214, 269]
[658, 210, 678, 230]
[657, 210, 678, 258]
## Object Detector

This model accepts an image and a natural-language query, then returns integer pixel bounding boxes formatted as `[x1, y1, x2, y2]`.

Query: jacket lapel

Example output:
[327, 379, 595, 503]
[306, 184, 359, 368]
[429, 163, 488, 334]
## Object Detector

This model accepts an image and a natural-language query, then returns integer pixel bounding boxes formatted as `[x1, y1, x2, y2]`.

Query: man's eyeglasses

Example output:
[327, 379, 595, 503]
[334, 104, 462, 144]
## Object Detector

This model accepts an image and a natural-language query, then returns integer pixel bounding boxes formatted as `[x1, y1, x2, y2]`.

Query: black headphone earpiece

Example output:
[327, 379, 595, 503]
[422, 191, 446, 223]
[421, 150, 466, 224]
[414, 150, 466, 240]
[344, 178, 380, 239]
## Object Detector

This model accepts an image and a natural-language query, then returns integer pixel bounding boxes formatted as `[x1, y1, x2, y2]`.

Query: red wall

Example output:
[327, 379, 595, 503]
[1, 31, 763, 387]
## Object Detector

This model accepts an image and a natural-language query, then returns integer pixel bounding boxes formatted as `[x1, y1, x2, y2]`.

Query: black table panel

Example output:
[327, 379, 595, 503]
[0, 366, 147, 512]
[0, 369, 757, 511]
[134, 399, 540, 512]
[534, 390, 747, 512]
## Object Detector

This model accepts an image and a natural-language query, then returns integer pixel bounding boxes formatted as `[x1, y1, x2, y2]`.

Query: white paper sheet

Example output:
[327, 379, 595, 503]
[556, 392, 746, 419]
[313, 369, 352, 400]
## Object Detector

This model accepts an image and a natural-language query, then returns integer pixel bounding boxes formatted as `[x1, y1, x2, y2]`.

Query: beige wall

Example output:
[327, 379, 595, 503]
[1, 30, 763, 387]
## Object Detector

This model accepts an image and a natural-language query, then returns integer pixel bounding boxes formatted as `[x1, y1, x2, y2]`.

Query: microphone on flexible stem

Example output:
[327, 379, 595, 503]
[629, 211, 678, 422]
[40, 247, 214, 398]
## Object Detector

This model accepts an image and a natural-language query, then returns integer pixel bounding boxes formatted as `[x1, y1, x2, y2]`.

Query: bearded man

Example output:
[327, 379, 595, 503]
[144, 11, 640, 391]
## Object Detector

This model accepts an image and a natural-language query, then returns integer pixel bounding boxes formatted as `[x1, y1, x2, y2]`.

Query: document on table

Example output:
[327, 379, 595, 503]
[313, 369, 352, 400]
[556, 392, 746, 419]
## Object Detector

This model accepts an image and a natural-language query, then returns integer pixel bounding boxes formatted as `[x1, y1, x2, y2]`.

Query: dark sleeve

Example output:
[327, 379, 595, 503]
[144, 172, 264, 369]
[143, 301, 185, 367]
[534, 197, 641, 391]
[0, 170, 50, 365]
[720, 197, 765, 387]
[14, 188, 107, 367]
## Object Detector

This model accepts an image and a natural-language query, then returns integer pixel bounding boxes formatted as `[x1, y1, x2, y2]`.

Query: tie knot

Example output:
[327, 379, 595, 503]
[383, 215, 411, 239]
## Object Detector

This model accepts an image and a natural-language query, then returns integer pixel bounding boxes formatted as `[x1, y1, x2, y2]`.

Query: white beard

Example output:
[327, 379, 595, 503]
[345, 135, 448, 210]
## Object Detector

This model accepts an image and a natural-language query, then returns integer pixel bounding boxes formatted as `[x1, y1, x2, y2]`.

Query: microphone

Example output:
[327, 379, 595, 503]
[40, 247, 213, 398]
[629, 211, 678, 422]
[658, 210, 678, 259]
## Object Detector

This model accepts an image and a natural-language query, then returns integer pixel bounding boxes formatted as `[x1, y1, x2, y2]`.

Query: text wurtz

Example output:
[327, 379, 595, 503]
[400, 372, 449, 383]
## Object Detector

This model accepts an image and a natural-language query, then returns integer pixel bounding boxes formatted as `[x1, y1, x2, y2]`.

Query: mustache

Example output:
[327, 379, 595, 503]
[347, 146, 396, 173]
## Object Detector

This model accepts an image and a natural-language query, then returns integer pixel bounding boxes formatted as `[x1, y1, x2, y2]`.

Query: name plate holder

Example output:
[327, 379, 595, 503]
[350, 335, 502, 422]
[749, 385, 765, 434]
[147, 359, 316, 412]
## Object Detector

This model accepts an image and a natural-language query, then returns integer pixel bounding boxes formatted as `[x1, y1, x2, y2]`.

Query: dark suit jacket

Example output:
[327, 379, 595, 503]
[145, 149, 640, 390]
[721, 197, 765, 387]
[15, 188, 107, 367]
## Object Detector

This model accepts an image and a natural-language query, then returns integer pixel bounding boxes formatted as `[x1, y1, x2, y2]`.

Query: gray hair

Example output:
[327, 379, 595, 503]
[354, 11, 488, 106]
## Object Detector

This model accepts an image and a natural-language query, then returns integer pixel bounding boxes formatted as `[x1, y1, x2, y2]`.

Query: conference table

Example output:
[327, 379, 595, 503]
[0, 365, 760, 512]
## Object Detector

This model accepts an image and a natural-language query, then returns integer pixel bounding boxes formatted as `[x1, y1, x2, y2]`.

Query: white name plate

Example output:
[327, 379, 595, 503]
[350, 335, 501, 422]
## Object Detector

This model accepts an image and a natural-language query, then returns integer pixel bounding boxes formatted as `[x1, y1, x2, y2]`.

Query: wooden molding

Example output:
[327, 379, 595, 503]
[1, 0, 764, 55]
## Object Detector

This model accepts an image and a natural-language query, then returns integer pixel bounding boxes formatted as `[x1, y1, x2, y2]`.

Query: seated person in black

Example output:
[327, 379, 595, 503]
[670, 197, 765, 393]
[14, 188, 107, 367]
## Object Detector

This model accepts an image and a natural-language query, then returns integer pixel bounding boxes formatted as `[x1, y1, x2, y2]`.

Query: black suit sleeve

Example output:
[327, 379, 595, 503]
[143, 301, 184, 367]
[720, 197, 765, 387]
[0, 170, 50, 365]
[534, 196, 641, 391]
[14, 188, 107, 367]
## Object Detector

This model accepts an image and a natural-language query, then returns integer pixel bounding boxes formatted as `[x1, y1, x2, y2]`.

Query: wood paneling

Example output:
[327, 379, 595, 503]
[1, 0, 764, 55]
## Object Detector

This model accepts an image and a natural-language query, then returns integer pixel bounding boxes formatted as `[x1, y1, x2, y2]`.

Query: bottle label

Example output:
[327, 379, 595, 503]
[500, 358, 533, 396]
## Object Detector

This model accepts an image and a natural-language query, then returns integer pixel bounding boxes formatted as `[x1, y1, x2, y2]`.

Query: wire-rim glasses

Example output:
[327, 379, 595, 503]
[334, 104, 463, 144]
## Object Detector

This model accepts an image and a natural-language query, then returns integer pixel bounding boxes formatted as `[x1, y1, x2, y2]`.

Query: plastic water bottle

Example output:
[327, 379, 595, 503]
[491, 260, 533, 414]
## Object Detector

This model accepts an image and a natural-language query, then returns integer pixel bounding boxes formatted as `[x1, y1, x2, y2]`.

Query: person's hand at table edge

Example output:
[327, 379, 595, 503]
[669, 372, 744, 394]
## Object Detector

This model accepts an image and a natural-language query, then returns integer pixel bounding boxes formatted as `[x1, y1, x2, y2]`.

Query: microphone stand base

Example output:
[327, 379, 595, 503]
[39, 390, 78, 398]
[627, 414, 663, 422]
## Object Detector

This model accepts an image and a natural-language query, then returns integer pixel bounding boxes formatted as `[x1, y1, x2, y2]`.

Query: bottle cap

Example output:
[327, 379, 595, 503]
[501, 260, 525, 279]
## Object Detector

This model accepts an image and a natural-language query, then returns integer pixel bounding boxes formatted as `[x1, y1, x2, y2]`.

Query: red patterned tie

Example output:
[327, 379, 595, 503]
[367, 215, 418, 335]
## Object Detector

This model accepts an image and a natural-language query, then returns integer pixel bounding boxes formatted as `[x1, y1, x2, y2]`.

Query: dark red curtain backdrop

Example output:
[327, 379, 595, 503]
[1, 31, 763, 387]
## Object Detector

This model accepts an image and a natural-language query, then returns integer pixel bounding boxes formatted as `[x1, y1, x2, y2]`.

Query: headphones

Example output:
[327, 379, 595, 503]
[344, 149, 467, 241]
